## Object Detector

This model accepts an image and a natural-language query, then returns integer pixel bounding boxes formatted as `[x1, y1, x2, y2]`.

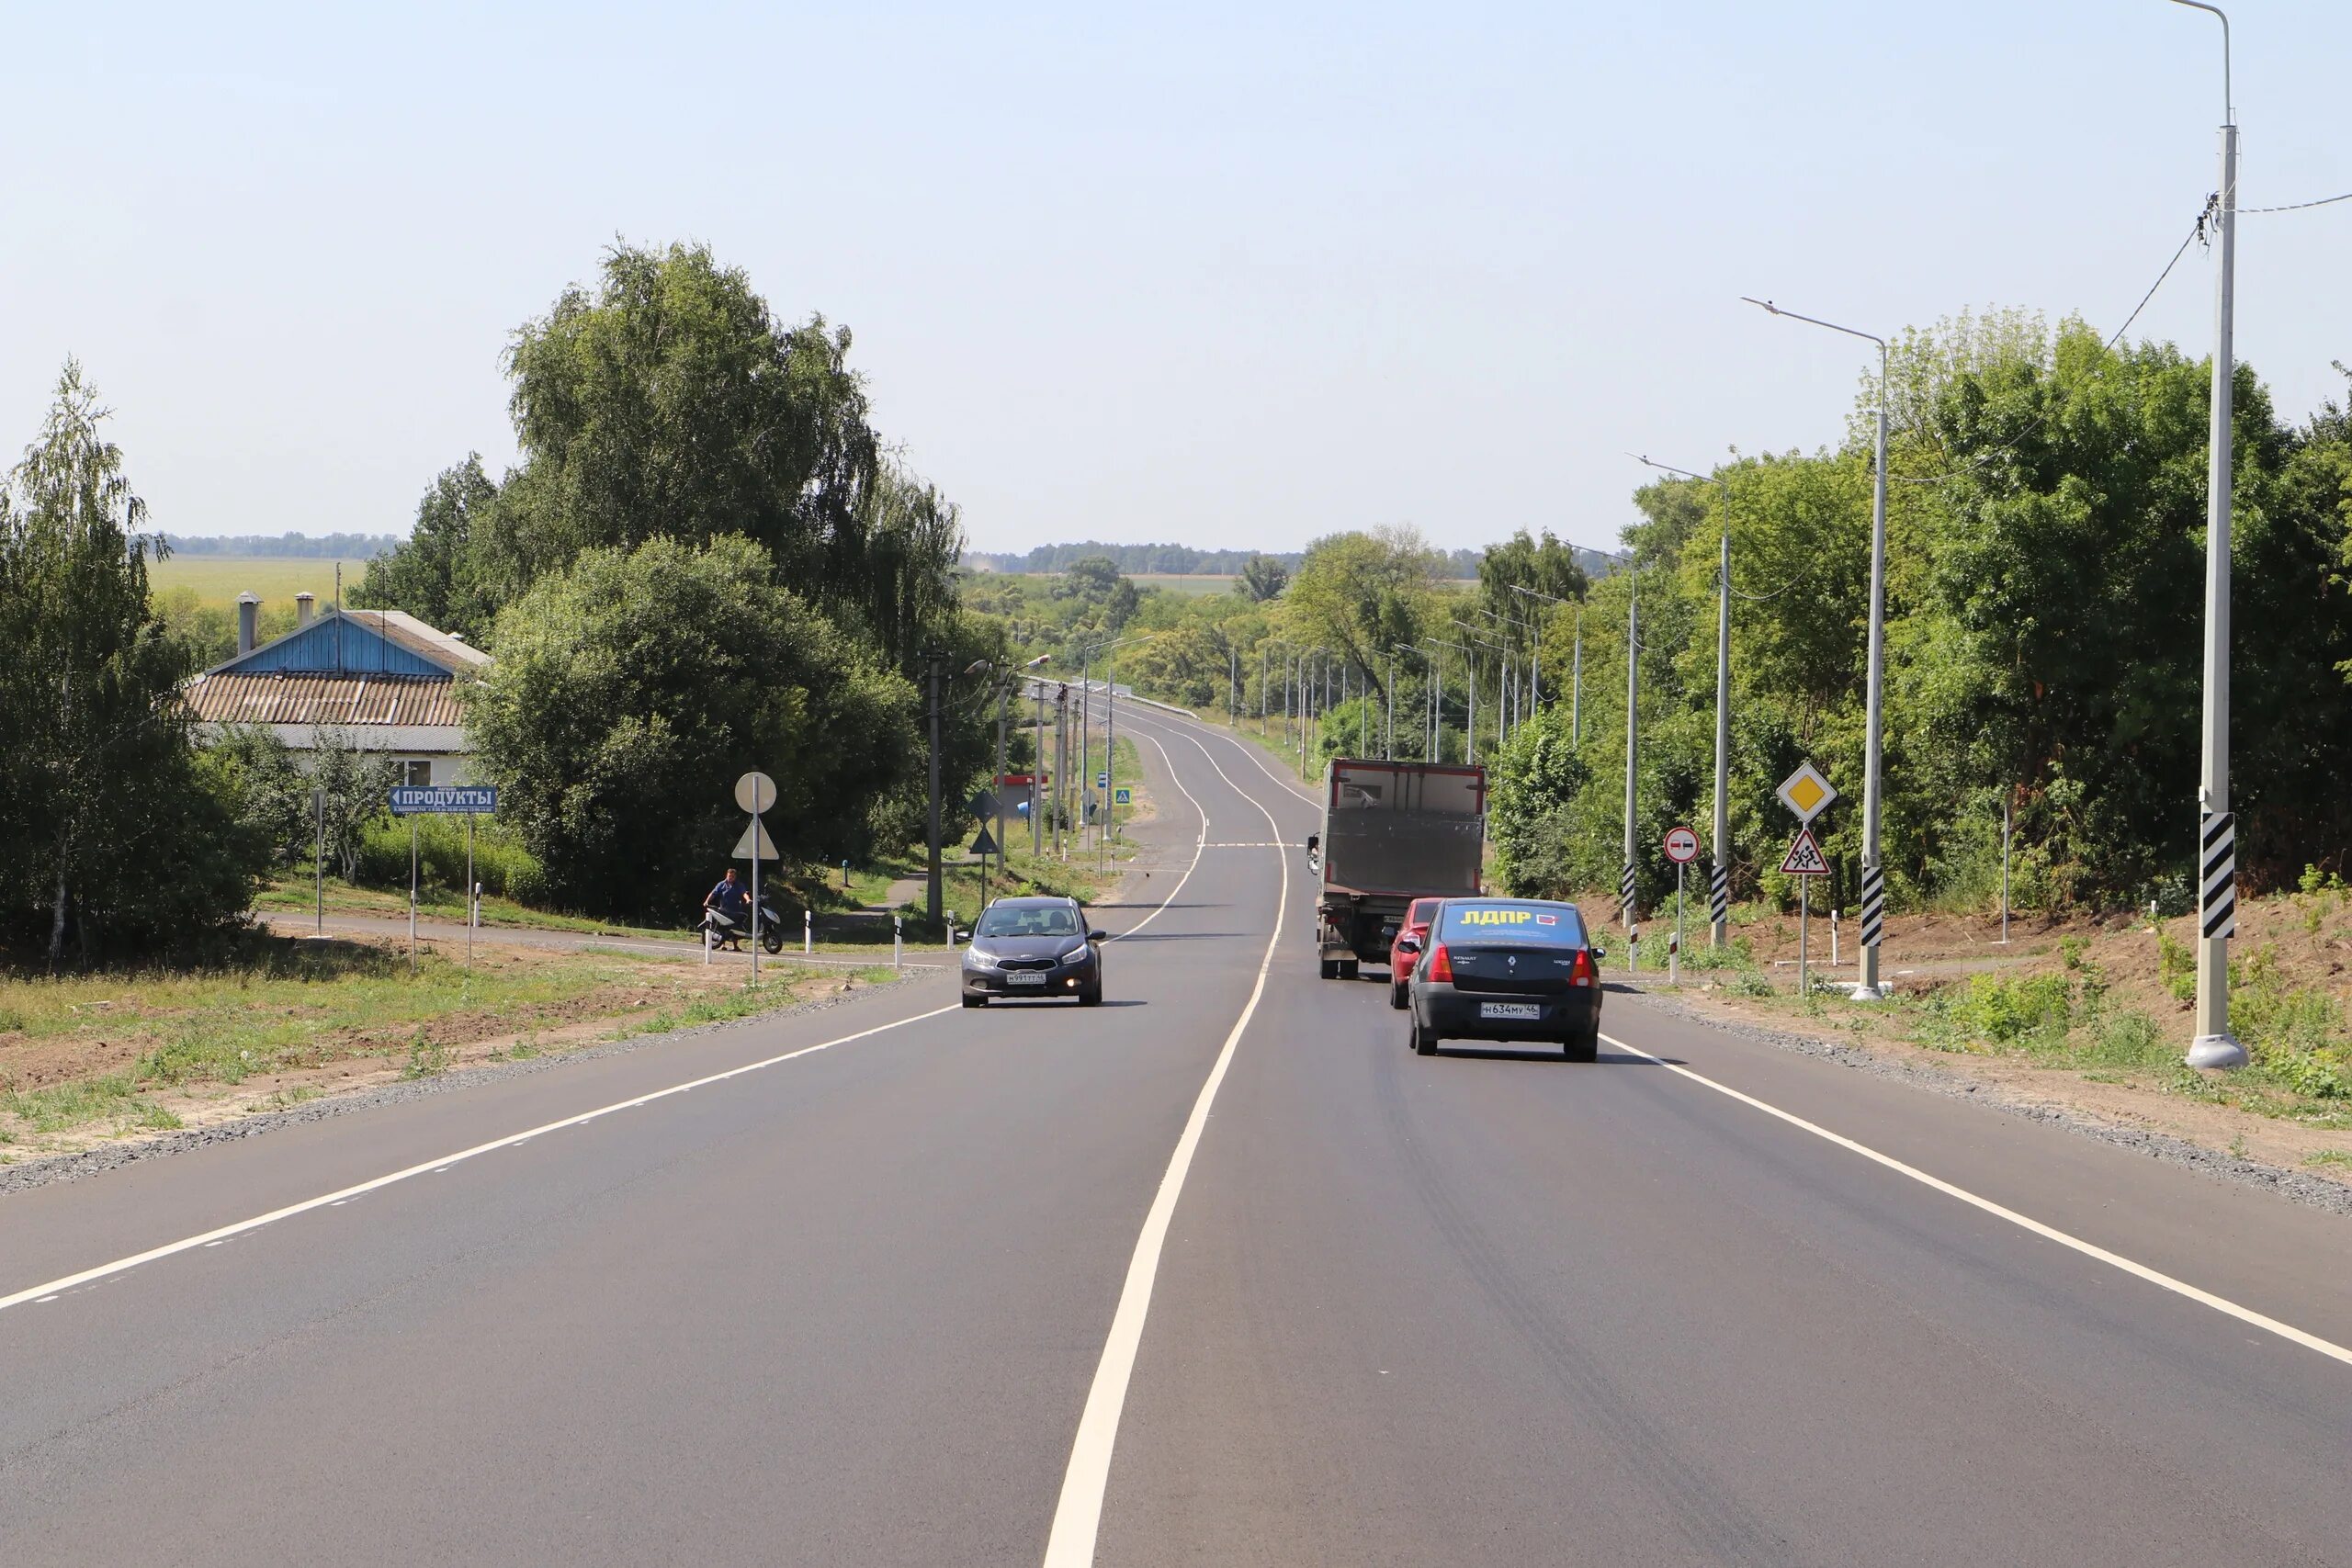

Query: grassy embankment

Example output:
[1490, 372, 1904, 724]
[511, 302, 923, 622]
[1606, 884, 2352, 1168]
[0, 934, 888, 1163]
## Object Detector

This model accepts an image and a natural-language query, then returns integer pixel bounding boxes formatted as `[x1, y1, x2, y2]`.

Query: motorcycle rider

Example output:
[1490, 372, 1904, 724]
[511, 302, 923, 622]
[704, 866, 751, 943]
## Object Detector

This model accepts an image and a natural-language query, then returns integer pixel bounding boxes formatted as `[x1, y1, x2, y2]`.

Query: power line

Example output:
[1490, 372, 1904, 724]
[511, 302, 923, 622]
[1889, 200, 2212, 489]
[2240, 190, 2352, 214]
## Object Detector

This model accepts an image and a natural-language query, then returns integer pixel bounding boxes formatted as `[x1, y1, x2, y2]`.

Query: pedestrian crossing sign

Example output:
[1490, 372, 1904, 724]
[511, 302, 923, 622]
[1780, 827, 1830, 876]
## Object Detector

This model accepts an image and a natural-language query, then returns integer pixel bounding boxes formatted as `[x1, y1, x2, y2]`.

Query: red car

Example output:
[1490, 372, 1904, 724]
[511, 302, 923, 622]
[1388, 897, 1443, 1010]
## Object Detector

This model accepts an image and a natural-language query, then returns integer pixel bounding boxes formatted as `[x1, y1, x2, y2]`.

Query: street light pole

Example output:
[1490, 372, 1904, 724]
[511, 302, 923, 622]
[1623, 578, 1639, 948]
[1746, 296, 1892, 998]
[2172, 0, 2246, 1068]
[1641, 456, 1734, 949]
[1430, 637, 1476, 766]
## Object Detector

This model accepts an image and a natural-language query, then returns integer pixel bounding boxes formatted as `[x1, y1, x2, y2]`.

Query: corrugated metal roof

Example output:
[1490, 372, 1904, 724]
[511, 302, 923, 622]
[205, 608, 492, 678]
[183, 671, 467, 728]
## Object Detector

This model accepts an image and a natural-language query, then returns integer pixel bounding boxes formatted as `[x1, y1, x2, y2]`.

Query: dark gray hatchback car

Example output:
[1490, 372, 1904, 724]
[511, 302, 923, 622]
[1400, 897, 1603, 1059]
[961, 896, 1106, 1007]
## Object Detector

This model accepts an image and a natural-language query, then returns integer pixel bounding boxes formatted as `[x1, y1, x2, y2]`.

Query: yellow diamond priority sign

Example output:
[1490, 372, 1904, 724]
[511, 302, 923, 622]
[1777, 760, 1837, 824]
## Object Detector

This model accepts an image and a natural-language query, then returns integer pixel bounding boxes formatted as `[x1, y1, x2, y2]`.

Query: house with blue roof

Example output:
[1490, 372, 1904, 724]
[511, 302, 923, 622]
[183, 592, 491, 784]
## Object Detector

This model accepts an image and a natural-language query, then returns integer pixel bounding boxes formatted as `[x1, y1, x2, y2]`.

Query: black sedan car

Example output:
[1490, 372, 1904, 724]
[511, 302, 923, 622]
[1399, 897, 1603, 1060]
[961, 896, 1106, 1007]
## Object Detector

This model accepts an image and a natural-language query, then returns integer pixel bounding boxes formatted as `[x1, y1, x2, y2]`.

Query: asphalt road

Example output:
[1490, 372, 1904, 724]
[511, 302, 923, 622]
[6, 706, 2352, 1565]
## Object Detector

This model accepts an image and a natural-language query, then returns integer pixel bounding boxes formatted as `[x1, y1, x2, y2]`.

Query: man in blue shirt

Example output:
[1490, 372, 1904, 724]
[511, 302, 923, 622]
[705, 866, 750, 939]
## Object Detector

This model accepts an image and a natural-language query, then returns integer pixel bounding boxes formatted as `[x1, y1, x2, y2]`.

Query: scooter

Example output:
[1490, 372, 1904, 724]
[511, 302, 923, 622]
[700, 894, 786, 954]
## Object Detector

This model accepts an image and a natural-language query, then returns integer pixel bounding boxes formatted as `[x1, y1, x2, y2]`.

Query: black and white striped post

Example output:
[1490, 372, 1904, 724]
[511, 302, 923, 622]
[1858, 863, 1885, 954]
[1710, 863, 1731, 931]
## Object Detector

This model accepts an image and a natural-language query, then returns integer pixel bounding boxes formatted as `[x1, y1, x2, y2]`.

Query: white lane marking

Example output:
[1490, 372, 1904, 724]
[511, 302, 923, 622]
[0, 745, 1227, 1320]
[1112, 706, 1322, 809]
[1601, 1032, 2352, 1370]
[0, 1005, 955, 1315]
[1043, 728, 1292, 1567]
[1103, 729, 1207, 944]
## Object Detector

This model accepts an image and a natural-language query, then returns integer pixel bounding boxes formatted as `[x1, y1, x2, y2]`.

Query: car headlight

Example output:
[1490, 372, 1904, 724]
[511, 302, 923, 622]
[967, 949, 1000, 969]
[1058, 942, 1090, 963]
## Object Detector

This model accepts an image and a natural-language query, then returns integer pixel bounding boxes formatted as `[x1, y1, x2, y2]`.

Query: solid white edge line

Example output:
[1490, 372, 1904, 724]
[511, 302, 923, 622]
[0, 764, 1221, 1320]
[1600, 1031, 2352, 1369]
[0, 1005, 956, 1314]
[1041, 722, 1294, 1567]
[1121, 705, 1322, 808]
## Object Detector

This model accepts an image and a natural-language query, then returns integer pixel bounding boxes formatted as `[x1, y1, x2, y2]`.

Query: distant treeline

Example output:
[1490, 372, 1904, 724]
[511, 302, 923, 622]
[162, 532, 400, 558]
[970, 539, 1615, 581]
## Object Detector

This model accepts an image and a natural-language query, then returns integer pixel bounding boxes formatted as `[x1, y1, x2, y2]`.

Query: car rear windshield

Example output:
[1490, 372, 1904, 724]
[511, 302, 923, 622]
[976, 904, 1080, 938]
[1406, 898, 1442, 926]
[1436, 902, 1586, 945]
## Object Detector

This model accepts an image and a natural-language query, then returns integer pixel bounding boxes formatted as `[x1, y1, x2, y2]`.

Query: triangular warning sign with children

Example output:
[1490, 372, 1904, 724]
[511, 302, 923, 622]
[1780, 827, 1830, 876]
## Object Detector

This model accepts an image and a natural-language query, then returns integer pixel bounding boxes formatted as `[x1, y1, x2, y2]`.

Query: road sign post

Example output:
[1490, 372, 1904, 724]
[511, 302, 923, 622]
[1780, 826, 1831, 997]
[1664, 827, 1700, 987]
[736, 772, 778, 985]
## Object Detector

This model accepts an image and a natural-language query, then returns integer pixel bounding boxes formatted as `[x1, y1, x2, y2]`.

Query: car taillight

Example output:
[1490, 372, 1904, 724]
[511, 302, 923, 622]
[1571, 947, 1596, 987]
[1425, 943, 1453, 983]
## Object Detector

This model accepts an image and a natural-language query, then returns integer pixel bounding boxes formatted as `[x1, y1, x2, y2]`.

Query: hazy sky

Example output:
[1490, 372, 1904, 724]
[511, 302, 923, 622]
[6, 2, 2346, 559]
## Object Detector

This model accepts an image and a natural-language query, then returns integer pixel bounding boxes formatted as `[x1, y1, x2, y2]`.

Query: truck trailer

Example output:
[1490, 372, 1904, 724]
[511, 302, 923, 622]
[1307, 758, 1487, 978]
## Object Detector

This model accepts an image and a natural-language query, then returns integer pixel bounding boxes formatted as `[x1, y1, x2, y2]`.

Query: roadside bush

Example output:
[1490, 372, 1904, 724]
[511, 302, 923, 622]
[354, 817, 546, 901]
[1928, 972, 2075, 1049]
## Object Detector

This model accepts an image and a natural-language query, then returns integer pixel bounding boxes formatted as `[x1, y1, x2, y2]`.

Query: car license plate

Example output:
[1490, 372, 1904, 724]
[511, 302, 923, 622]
[1007, 972, 1047, 987]
[1480, 1001, 1540, 1021]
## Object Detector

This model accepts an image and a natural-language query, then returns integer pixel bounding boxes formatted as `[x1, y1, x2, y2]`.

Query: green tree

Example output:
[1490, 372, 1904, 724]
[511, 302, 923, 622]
[0, 362, 265, 961]
[1236, 553, 1290, 602]
[477, 242, 882, 604]
[462, 536, 919, 919]
[1284, 525, 1442, 693]
[350, 455, 500, 637]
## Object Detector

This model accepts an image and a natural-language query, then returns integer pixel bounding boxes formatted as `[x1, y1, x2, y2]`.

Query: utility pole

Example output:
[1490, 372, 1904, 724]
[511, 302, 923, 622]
[1385, 652, 1396, 759]
[1229, 646, 1238, 727]
[1078, 647, 1092, 852]
[2175, 0, 2245, 1067]
[1032, 682, 1046, 858]
[1053, 684, 1069, 860]
[1638, 455, 1735, 951]
[1746, 296, 1891, 998]
[992, 672, 1010, 886]
[1623, 581, 1639, 944]
[1572, 610, 1584, 748]
[925, 650, 944, 925]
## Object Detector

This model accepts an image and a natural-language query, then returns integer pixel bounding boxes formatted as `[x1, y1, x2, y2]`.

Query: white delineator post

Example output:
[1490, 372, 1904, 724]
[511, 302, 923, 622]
[2179, 0, 2245, 1068]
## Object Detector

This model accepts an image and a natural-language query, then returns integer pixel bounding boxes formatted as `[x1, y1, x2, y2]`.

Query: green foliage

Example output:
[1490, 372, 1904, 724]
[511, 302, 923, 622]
[1236, 554, 1290, 603]
[353, 817, 547, 903]
[0, 362, 269, 962]
[463, 535, 919, 920]
[1459, 311, 2352, 917]
[2156, 929, 2197, 1002]
[348, 455, 500, 638]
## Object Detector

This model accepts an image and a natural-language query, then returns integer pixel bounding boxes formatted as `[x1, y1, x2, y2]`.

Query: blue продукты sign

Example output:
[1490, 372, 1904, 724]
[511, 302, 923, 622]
[390, 785, 499, 815]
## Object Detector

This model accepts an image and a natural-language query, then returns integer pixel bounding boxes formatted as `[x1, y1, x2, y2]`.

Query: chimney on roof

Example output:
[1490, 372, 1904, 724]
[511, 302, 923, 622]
[237, 593, 260, 656]
[295, 592, 315, 627]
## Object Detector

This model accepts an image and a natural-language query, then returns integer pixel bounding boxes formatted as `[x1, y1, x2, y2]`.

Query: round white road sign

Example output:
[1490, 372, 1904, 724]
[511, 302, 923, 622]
[1663, 825, 1701, 864]
[734, 771, 778, 815]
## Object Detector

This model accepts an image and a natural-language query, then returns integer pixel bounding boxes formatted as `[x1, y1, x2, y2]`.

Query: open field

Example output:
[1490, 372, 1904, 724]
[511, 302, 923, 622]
[150, 555, 373, 610]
